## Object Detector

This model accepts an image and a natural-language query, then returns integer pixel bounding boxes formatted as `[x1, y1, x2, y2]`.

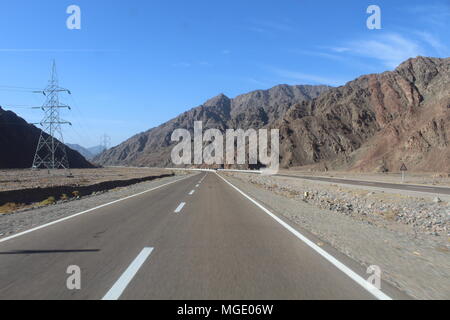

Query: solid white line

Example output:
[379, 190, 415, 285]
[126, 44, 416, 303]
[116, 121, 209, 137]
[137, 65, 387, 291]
[189, 190, 195, 195]
[102, 247, 154, 300]
[0, 175, 192, 243]
[174, 202, 186, 213]
[216, 173, 393, 300]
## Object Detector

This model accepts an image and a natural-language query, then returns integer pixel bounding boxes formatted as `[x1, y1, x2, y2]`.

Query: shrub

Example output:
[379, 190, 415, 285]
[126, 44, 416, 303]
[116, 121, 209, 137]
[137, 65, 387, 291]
[39, 196, 56, 206]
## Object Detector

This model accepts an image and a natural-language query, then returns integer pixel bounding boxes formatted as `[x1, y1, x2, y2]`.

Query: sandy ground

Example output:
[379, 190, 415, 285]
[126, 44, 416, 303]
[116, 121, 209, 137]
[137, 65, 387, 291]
[283, 169, 450, 187]
[0, 167, 170, 192]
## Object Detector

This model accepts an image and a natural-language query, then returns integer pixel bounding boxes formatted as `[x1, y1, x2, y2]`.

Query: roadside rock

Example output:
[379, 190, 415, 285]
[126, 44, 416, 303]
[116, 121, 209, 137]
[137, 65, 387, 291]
[227, 173, 449, 236]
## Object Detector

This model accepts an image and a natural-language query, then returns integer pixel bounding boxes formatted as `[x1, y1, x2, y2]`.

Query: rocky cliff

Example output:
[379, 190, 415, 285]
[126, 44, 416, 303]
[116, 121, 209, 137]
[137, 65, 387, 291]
[276, 57, 450, 172]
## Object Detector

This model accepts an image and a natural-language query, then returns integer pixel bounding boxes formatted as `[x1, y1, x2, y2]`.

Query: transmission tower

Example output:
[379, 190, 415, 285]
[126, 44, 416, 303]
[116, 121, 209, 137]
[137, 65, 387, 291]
[100, 134, 111, 152]
[32, 61, 72, 170]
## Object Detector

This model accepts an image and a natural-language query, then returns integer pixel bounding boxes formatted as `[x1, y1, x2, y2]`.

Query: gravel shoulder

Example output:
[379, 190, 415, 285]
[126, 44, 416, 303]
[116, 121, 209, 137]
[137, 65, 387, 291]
[0, 172, 196, 239]
[223, 172, 450, 300]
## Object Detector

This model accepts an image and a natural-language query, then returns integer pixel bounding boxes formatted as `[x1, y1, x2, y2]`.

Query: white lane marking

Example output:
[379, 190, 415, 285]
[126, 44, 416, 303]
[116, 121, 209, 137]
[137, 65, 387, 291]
[174, 202, 186, 213]
[102, 247, 154, 300]
[0, 175, 193, 243]
[216, 173, 392, 301]
[189, 190, 195, 195]
[198, 173, 208, 184]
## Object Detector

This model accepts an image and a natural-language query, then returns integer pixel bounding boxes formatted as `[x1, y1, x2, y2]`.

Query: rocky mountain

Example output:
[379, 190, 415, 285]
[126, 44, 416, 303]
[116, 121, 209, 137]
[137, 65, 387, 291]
[275, 56, 450, 172]
[67, 144, 94, 160]
[0, 107, 94, 169]
[94, 84, 330, 166]
[95, 56, 449, 173]
[66, 144, 104, 160]
[87, 145, 105, 157]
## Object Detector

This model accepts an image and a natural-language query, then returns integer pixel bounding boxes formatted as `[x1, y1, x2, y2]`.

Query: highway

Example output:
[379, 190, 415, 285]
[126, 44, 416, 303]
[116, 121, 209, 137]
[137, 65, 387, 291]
[276, 174, 450, 195]
[0, 172, 407, 300]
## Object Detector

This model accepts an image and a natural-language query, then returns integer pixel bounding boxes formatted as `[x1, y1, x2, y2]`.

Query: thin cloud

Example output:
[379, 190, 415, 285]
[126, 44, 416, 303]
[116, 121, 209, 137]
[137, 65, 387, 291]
[268, 67, 344, 86]
[292, 48, 377, 72]
[292, 49, 345, 62]
[415, 31, 449, 56]
[330, 47, 350, 53]
[0, 49, 117, 53]
[200, 61, 211, 66]
[247, 18, 294, 34]
[172, 61, 212, 68]
[343, 33, 425, 68]
[245, 77, 272, 88]
[407, 3, 450, 27]
[172, 62, 192, 68]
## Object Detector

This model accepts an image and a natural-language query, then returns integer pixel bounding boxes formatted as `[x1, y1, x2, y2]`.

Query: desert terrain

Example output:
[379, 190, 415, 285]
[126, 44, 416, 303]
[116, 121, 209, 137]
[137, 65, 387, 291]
[0, 167, 178, 213]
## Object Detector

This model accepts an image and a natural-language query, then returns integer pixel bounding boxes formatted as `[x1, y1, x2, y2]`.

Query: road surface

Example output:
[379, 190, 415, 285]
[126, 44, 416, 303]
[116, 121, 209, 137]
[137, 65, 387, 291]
[0, 173, 407, 300]
[276, 174, 450, 195]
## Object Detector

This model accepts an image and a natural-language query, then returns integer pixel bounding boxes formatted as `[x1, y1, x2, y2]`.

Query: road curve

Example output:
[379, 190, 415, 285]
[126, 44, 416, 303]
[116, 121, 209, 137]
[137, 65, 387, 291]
[0, 173, 408, 300]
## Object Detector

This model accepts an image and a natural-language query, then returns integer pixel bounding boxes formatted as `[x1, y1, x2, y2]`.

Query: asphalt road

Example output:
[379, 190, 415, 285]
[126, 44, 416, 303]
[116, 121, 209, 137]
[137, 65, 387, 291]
[0, 173, 407, 300]
[276, 174, 450, 195]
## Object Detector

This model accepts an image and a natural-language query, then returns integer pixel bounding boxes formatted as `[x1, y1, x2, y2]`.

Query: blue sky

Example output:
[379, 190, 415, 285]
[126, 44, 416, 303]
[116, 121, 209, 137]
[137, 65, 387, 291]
[0, 0, 448, 147]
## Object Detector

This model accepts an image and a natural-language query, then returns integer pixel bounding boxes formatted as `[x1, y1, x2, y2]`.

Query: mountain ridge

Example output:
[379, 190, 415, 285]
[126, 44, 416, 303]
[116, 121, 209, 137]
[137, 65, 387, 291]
[94, 84, 331, 167]
[95, 56, 450, 173]
[66, 144, 104, 160]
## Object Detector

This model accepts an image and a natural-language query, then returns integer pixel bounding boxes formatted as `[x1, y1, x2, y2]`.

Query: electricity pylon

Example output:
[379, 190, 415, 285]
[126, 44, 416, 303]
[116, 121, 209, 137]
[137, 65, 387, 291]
[32, 61, 72, 170]
[100, 134, 111, 152]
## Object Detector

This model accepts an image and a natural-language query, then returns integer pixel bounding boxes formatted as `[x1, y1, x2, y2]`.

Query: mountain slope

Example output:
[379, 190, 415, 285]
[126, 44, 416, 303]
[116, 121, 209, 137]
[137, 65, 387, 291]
[87, 145, 105, 157]
[94, 84, 330, 166]
[275, 56, 450, 172]
[66, 144, 104, 160]
[0, 107, 94, 169]
[67, 144, 94, 160]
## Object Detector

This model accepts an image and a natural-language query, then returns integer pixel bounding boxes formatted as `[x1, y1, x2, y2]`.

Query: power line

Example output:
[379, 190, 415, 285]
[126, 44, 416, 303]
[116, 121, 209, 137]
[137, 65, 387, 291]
[2, 104, 43, 109]
[0, 85, 41, 90]
[67, 94, 97, 147]
[0, 86, 43, 93]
